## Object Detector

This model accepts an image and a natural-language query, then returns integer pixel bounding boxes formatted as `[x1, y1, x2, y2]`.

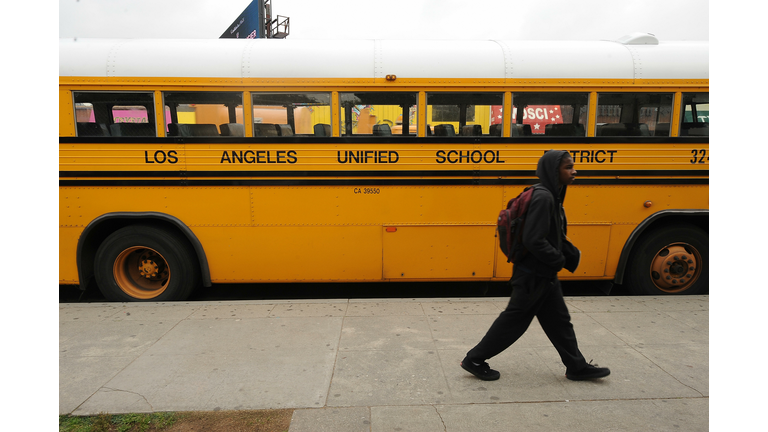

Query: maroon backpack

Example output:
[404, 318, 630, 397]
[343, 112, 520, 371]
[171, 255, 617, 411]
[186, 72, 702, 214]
[496, 185, 538, 263]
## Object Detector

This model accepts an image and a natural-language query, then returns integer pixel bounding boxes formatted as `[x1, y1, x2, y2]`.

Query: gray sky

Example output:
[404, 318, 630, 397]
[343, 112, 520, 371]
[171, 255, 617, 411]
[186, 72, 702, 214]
[59, 0, 709, 41]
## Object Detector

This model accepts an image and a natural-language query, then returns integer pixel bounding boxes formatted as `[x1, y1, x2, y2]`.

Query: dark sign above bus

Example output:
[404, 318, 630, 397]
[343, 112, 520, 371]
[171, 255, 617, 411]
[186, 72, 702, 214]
[220, 0, 263, 39]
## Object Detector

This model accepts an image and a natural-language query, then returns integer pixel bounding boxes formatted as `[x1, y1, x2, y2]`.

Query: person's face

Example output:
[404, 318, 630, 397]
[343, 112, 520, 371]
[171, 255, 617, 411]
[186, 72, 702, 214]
[558, 155, 577, 186]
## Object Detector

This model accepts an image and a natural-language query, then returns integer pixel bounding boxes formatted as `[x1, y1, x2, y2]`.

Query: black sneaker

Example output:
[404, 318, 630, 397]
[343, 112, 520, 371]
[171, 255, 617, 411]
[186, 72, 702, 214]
[461, 357, 500, 381]
[566, 362, 610, 381]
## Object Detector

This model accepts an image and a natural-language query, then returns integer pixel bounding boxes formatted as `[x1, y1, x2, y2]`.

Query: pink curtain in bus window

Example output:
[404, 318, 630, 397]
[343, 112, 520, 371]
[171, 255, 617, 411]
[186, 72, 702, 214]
[113, 110, 149, 123]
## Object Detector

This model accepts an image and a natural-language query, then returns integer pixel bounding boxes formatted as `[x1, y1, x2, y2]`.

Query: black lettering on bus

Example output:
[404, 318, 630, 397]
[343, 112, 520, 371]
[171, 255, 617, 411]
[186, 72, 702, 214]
[231, 151, 244, 164]
[436, 150, 446, 164]
[287, 150, 298, 164]
[337, 150, 399, 164]
[167, 150, 178, 164]
[579, 150, 591, 163]
[244, 150, 255, 164]
[566, 150, 617, 163]
[471, 150, 483, 164]
[220, 151, 231, 163]
[276, 150, 286, 164]
[594, 150, 606, 163]
[447, 150, 458, 164]
[257, 151, 266, 163]
[145, 151, 154, 164]
[154, 150, 167, 164]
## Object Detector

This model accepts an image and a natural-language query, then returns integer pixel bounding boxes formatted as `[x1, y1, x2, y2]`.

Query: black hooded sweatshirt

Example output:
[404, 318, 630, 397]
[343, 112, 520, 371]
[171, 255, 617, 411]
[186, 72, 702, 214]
[516, 150, 580, 277]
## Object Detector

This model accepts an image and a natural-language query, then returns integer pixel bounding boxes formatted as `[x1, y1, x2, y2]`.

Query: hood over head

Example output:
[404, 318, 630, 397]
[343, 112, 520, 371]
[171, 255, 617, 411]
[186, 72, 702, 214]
[536, 150, 570, 203]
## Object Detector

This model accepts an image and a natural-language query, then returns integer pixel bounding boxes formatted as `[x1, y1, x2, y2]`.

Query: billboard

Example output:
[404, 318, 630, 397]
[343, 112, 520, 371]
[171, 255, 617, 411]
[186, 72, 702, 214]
[220, 0, 263, 39]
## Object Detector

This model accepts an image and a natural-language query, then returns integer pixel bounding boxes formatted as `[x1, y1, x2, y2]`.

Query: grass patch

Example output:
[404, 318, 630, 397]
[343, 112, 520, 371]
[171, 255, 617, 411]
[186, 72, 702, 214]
[59, 409, 293, 432]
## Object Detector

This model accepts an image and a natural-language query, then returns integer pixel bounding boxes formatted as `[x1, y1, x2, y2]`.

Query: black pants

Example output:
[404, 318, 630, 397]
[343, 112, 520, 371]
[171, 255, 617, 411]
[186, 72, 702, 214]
[466, 268, 588, 372]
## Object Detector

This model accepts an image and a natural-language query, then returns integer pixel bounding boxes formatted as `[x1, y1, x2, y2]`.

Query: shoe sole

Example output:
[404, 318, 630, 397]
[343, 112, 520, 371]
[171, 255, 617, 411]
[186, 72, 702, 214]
[565, 370, 611, 381]
[460, 362, 500, 381]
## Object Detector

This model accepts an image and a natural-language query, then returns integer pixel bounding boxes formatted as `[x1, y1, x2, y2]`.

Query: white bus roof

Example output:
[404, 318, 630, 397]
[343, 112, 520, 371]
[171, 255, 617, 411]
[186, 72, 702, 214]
[59, 35, 708, 81]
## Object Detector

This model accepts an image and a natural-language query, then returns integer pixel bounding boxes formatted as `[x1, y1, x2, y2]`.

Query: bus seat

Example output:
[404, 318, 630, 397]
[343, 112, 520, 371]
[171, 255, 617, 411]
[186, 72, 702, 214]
[276, 124, 294, 136]
[516, 124, 533, 136]
[77, 122, 109, 136]
[426, 125, 432, 136]
[253, 123, 279, 137]
[314, 123, 331, 137]
[654, 123, 670, 136]
[220, 123, 245, 137]
[680, 123, 709, 136]
[433, 124, 456, 136]
[373, 124, 392, 136]
[168, 123, 220, 137]
[461, 125, 482, 136]
[489, 124, 502, 136]
[109, 123, 155, 137]
[545, 124, 584, 136]
[597, 123, 650, 137]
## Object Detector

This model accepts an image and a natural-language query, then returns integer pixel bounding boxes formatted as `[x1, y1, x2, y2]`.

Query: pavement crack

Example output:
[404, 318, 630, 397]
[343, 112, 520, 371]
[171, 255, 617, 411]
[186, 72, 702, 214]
[432, 405, 447, 431]
[102, 387, 154, 411]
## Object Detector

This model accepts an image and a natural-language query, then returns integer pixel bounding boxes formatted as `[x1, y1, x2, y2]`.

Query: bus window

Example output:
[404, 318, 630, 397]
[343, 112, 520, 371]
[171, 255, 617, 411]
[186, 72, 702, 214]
[427, 93, 504, 137]
[73, 92, 156, 137]
[340, 92, 418, 136]
[596, 93, 673, 137]
[510, 93, 588, 137]
[680, 93, 709, 136]
[251, 92, 331, 137]
[163, 92, 243, 137]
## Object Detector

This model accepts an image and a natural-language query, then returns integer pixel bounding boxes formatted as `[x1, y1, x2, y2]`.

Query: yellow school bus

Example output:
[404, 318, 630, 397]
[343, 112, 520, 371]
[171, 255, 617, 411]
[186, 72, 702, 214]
[59, 34, 709, 301]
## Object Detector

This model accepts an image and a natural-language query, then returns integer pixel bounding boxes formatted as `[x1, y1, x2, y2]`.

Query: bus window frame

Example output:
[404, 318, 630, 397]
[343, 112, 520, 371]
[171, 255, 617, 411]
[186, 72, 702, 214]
[250, 91, 332, 138]
[508, 92, 590, 137]
[426, 92, 505, 137]
[73, 90, 157, 137]
[338, 91, 419, 137]
[162, 91, 244, 137]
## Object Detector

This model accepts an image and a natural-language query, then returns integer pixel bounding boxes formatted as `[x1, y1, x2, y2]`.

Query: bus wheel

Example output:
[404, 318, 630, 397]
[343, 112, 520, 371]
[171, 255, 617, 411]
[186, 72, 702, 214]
[94, 225, 200, 301]
[624, 225, 708, 295]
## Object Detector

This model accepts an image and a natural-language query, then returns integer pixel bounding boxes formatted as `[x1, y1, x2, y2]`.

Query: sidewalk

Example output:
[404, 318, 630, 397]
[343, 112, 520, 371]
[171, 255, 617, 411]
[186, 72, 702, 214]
[59, 295, 709, 431]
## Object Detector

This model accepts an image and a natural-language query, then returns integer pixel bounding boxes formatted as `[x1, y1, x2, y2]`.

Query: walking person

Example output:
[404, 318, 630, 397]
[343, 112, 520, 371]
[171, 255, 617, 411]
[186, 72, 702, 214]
[461, 150, 610, 381]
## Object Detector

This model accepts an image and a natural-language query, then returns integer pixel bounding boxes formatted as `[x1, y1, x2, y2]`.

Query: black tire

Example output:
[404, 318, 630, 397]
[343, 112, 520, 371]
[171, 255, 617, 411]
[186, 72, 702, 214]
[624, 225, 708, 295]
[94, 225, 200, 301]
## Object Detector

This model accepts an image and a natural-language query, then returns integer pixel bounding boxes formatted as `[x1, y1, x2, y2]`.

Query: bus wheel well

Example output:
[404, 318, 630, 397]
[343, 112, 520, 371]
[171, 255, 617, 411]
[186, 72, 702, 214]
[77, 214, 212, 292]
[614, 211, 708, 287]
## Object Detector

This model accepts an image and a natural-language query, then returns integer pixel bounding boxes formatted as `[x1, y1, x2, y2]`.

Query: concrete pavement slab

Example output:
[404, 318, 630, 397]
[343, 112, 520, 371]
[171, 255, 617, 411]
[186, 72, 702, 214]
[370, 406, 447, 432]
[60, 295, 709, 430]
[339, 315, 436, 351]
[444, 348, 570, 404]
[59, 356, 137, 414]
[346, 300, 427, 316]
[328, 349, 451, 407]
[420, 300, 503, 315]
[433, 398, 708, 432]
[269, 302, 349, 317]
[565, 297, 656, 313]
[289, 407, 371, 432]
[73, 350, 337, 415]
[588, 311, 708, 346]
[59, 319, 178, 358]
[187, 303, 276, 319]
[138, 316, 343, 356]
[632, 343, 709, 396]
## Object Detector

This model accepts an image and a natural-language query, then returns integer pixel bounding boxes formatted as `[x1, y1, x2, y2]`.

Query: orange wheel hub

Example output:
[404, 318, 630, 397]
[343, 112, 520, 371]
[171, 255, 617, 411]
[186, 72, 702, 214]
[649, 243, 701, 293]
[113, 246, 170, 299]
